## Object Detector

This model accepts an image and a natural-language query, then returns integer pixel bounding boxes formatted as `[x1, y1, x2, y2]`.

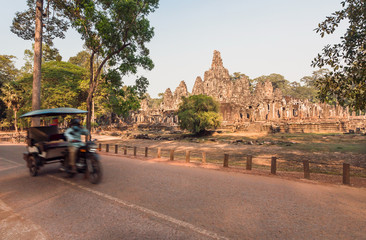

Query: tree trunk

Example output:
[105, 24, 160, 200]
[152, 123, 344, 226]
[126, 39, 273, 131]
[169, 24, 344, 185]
[86, 94, 92, 140]
[32, 0, 43, 127]
[92, 99, 95, 130]
[14, 109, 18, 133]
[86, 52, 95, 140]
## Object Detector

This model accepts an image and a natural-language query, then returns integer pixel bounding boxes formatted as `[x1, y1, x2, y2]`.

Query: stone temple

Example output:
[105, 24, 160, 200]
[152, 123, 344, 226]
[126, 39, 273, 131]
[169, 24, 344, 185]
[130, 50, 365, 133]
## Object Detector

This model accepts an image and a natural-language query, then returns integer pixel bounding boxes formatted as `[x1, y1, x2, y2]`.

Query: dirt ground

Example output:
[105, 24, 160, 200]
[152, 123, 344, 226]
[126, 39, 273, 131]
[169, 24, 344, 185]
[2, 129, 365, 187]
[93, 131, 366, 188]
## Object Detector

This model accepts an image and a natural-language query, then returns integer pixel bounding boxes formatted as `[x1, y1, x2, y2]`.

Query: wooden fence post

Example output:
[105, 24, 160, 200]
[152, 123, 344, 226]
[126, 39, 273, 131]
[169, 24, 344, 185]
[115, 145, 118, 154]
[223, 154, 229, 167]
[246, 155, 252, 170]
[145, 147, 148, 157]
[170, 149, 174, 161]
[124, 146, 127, 155]
[343, 163, 350, 185]
[303, 160, 310, 179]
[157, 148, 161, 158]
[271, 157, 277, 174]
[134, 147, 137, 156]
[202, 152, 206, 163]
[186, 150, 190, 163]
[106, 144, 109, 153]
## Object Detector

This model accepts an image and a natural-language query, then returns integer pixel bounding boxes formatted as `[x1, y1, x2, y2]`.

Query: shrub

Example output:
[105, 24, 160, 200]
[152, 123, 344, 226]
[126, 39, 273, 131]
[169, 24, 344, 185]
[177, 95, 222, 134]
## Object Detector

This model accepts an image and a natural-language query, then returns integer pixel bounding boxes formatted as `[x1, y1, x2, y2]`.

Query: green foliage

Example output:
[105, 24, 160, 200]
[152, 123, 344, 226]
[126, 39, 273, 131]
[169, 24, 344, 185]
[42, 61, 88, 108]
[0, 81, 24, 112]
[1, 60, 89, 130]
[252, 72, 324, 102]
[134, 76, 149, 99]
[60, 0, 158, 75]
[0, 55, 23, 130]
[177, 95, 222, 134]
[11, 0, 69, 46]
[231, 72, 255, 92]
[311, 0, 366, 110]
[96, 74, 149, 118]
[301, 69, 329, 88]
[0, 55, 19, 84]
[22, 43, 63, 73]
[146, 93, 163, 109]
[254, 73, 291, 95]
[58, 0, 159, 130]
[22, 49, 34, 74]
[230, 72, 249, 81]
[287, 82, 318, 103]
[42, 44, 62, 62]
[0, 120, 11, 129]
[0, 81, 24, 131]
[0, 55, 19, 119]
[292, 69, 330, 103]
[68, 50, 91, 69]
[18, 61, 88, 110]
[11, 0, 70, 126]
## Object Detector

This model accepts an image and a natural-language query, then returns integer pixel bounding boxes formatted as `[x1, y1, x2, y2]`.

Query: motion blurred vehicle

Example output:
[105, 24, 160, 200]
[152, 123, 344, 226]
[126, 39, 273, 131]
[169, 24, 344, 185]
[20, 108, 102, 184]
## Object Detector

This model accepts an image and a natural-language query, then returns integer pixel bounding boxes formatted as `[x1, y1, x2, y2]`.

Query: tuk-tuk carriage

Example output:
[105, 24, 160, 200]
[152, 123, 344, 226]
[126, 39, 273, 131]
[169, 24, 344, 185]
[20, 108, 102, 184]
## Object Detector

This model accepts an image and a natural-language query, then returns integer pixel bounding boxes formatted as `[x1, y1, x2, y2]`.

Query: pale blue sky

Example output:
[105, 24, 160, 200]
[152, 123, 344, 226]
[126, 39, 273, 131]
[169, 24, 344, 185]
[1, 1, 346, 97]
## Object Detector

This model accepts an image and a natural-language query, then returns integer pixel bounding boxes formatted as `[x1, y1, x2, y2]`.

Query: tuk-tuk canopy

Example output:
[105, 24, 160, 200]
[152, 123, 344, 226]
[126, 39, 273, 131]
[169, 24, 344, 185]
[20, 108, 88, 118]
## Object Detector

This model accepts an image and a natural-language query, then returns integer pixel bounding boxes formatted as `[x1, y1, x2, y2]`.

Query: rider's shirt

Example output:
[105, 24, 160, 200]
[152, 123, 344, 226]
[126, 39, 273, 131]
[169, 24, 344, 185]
[64, 126, 89, 148]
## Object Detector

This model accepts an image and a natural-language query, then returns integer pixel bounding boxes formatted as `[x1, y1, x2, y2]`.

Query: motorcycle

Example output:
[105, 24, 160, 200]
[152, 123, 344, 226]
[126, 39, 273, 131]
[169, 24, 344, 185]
[21, 107, 102, 184]
[63, 140, 102, 184]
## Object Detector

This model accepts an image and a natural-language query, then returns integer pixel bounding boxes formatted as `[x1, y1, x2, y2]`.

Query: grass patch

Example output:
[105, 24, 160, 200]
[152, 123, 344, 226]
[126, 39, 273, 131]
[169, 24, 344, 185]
[281, 142, 366, 154]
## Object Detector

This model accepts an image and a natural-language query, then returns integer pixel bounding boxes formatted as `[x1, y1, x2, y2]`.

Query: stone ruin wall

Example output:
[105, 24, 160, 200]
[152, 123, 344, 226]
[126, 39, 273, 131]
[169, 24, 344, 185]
[129, 50, 366, 133]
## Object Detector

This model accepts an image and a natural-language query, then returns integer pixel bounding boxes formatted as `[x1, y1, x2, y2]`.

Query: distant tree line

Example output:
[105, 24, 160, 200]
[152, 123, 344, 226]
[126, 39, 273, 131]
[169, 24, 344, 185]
[230, 70, 328, 103]
[6, 0, 159, 132]
[0, 48, 148, 131]
[153, 0, 366, 114]
[2, 0, 364, 131]
[149, 69, 329, 108]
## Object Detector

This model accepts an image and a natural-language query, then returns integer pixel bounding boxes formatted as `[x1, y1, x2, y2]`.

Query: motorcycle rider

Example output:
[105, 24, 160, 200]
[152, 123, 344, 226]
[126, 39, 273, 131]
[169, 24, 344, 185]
[64, 119, 89, 174]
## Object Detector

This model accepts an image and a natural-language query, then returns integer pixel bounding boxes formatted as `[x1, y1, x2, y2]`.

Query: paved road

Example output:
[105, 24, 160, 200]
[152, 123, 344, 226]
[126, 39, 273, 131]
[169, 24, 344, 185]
[1, 144, 365, 240]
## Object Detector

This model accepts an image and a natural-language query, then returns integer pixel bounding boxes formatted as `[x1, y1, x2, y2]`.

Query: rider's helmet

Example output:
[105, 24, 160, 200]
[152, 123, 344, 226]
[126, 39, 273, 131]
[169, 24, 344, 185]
[70, 118, 81, 127]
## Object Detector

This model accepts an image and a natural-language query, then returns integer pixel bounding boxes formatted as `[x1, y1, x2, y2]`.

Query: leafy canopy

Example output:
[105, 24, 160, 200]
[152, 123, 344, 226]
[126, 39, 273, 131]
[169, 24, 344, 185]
[0, 55, 19, 84]
[68, 50, 91, 70]
[11, 0, 68, 46]
[59, 0, 159, 131]
[0, 81, 24, 132]
[253, 74, 291, 95]
[96, 73, 149, 118]
[22, 43, 63, 73]
[18, 61, 88, 111]
[0, 55, 19, 119]
[177, 95, 222, 134]
[11, 0, 70, 126]
[60, 0, 158, 75]
[311, 0, 366, 110]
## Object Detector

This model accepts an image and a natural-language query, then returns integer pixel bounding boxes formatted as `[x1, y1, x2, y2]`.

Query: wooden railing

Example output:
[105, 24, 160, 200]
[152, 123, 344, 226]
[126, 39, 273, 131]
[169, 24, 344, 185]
[0, 136, 362, 185]
[97, 143, 365, 185]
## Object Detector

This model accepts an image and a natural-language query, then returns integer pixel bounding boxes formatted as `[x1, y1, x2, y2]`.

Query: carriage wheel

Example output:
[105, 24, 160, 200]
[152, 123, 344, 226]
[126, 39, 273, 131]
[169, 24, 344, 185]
[28, 155, 38, 177]
[87, 155, 102, 184]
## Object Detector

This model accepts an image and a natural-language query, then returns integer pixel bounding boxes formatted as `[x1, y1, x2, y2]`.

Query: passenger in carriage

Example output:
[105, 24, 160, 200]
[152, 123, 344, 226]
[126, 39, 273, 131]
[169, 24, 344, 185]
[50, 117, 59, 126]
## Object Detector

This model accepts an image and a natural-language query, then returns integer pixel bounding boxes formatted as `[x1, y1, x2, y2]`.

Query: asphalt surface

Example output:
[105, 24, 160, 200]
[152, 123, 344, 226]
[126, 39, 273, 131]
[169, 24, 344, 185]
[0, 144, 366, 240]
